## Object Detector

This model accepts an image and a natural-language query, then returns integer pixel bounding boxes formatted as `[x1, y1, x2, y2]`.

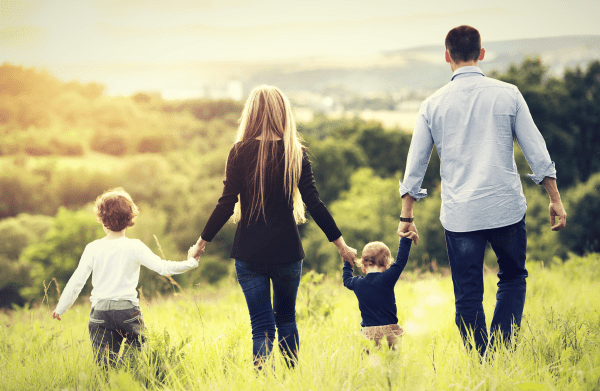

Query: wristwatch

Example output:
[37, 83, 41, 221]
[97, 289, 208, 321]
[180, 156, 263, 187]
[400, 216, 414, 223]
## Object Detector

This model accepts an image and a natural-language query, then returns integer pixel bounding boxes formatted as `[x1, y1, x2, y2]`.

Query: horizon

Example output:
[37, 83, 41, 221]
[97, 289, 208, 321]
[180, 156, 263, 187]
[3, 0, 600, 98]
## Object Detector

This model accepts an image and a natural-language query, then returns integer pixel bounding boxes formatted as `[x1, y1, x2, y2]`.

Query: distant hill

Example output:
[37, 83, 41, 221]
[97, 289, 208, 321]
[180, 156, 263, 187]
[47, 35, 600, 99]
[242, 35, 600, 94]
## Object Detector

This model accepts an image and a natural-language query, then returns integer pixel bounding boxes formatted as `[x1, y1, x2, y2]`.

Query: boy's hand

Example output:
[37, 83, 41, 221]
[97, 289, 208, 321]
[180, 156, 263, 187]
[188, 246, 200, 260]
[52, 312, 61, 321]
[190, 238, 207, 259]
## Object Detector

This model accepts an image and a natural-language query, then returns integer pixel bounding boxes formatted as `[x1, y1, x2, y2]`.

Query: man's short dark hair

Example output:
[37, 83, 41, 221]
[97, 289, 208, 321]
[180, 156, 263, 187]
[445, 25, 481, 63]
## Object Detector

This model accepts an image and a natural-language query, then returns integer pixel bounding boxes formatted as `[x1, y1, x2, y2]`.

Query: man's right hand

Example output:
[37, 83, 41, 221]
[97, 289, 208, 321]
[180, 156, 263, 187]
[542, 177, 566, 231]
[549, 201, 567, 231]
[398, 221, 419, 245]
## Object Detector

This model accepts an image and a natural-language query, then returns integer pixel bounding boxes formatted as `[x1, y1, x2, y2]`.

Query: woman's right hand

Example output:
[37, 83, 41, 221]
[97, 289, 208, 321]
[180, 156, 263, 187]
[333, 236, 357, 267]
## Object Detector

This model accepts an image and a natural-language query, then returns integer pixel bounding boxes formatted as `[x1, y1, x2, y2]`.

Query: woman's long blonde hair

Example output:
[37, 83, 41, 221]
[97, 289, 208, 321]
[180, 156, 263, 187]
[231, 85, 307, 225]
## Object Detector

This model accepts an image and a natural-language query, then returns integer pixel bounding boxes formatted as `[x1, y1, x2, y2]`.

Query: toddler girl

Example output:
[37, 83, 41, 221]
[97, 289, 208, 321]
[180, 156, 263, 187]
[343, 235, 414, 349]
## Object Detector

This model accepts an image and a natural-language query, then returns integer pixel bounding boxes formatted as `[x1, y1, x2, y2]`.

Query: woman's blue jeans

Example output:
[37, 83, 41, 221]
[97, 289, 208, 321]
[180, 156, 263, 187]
[235, 259, 302, 367]
[445, 216, 528, 356]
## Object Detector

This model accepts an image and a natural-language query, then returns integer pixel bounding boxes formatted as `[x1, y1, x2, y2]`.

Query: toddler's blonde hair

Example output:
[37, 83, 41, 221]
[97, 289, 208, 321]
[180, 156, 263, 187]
[356, 241, 393, 270]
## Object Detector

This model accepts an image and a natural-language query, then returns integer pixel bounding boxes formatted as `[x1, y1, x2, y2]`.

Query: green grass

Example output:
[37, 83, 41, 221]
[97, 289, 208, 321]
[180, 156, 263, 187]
[1, 255, 599, 390]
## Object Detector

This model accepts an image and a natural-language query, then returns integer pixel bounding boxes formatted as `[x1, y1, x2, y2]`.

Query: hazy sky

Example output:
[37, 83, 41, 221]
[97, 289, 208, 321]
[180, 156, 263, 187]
[2, 0, 599, 96]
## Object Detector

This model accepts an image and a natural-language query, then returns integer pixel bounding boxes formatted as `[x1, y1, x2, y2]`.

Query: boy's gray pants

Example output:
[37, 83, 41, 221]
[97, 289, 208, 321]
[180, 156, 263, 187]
[88, 300, 145, 367]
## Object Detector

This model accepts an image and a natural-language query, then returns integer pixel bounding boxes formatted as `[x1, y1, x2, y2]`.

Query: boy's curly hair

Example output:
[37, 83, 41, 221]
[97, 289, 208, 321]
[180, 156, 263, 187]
[356, 241, 393, 270]
[93, 188, 139, 232]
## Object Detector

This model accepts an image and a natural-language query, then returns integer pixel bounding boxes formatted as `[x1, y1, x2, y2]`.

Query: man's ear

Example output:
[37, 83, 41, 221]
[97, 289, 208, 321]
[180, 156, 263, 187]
[479, 48, 485, 61]
[445, 49, 451, 64]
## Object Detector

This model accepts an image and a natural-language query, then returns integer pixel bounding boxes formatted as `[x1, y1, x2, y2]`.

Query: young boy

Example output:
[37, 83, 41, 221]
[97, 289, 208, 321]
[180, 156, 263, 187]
[52, 187, 201, 367]
[343, 235, 414, 349]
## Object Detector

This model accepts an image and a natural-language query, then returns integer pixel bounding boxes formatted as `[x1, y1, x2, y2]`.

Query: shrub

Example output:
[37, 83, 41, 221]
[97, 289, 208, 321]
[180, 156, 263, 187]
[0, 257, 30, 308]
[560, 172, 600, 254]
[20, 207, 104, 302]
[136, 134, 173, 154]
[196, 257, 230, 285]
[50, 136, 84, 156]
[90, 130, 128, 156]
[51, 168, 119, 209]
[522, 185, 568, 262]
[0, 134, 20, 155]
[307, 136, 366, 204]
[0, 214, 53, 260]
[0, 166, 50, 218]
[23, 138, 54, 156]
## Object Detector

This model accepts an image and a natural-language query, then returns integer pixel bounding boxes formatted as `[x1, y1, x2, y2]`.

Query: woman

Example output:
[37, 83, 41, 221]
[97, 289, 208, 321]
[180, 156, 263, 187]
[190, 85, 356, 368]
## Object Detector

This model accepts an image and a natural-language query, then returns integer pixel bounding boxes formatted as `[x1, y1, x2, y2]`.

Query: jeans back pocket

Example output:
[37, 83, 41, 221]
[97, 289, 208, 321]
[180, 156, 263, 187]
[277, 260, 302, 281]
[235, 260, 257, 281]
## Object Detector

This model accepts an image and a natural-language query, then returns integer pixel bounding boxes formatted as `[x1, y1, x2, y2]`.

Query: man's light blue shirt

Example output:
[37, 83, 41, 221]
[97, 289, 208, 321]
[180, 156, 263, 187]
[399, 66, 556, 232]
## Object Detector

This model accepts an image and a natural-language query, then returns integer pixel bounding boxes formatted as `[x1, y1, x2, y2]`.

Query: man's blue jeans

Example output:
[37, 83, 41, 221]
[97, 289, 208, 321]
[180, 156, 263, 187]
[235, 259, 302, 367]
[445, 216, 528, 356]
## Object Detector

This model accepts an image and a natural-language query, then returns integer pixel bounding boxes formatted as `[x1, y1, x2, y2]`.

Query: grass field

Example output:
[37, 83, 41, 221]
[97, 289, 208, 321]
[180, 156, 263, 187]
[1, 254, 599, 390]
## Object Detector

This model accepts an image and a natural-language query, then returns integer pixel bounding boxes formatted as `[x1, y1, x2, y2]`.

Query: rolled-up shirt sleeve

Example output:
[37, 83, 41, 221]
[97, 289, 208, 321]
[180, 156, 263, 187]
[399, 104, 432, 199]
[514, 92, 557, 185]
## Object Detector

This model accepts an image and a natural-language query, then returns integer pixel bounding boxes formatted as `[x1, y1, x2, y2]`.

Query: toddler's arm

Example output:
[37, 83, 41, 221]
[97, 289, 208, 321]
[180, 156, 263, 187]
[138, 241, 199, 276]
[382, 237, 413, 285]
[342, 261, 356, 290]
[53, 244, 94, 317]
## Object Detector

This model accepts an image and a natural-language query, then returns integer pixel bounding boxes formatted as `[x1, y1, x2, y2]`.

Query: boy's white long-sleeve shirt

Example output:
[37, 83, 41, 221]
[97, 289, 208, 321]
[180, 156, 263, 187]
[54, 237, 198, 315]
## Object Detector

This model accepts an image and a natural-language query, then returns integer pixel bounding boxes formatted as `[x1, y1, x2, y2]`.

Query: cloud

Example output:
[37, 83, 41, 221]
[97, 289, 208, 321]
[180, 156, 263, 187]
[94, 0, 245, 14]
[0, 26, 46, 49]
[0, 0, 44, 24]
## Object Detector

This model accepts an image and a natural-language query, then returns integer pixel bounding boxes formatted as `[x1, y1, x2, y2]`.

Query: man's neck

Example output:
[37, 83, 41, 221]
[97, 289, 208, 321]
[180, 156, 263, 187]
[451, 60, 478, 72]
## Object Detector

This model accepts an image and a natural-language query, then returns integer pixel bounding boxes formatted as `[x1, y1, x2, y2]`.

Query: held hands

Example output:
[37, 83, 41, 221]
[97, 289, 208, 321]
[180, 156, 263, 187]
[338, 245, 358, 267]
[52, 312, 61, 321]
[333, 236, 357, 267]
[188, 246, 200, 261]
[549, 201, 567, 231]
[398, 221, 419, 244]
[189, 238, 207, 260]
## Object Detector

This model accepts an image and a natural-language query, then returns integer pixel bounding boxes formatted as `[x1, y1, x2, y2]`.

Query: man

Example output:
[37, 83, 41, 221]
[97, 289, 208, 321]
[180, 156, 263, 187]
[397, 25, 567, 356]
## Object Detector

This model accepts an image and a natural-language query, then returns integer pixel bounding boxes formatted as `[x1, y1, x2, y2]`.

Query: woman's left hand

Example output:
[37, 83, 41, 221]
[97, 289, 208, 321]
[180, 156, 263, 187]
[333, 236, 357, 267]
[339, 245, 357, 267]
